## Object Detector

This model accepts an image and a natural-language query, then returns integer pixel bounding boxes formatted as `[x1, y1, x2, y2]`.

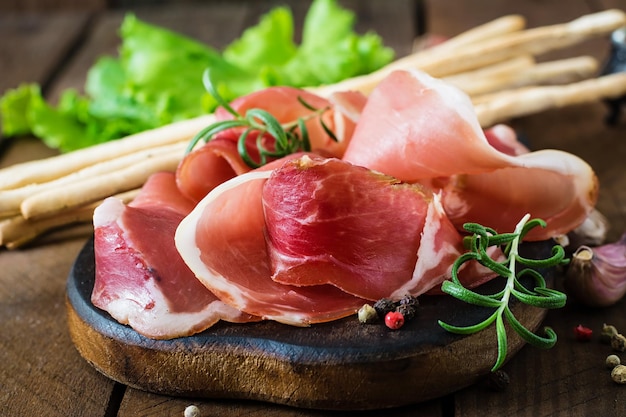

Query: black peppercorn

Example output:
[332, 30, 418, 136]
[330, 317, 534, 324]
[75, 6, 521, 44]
[373, 298, 397, 318]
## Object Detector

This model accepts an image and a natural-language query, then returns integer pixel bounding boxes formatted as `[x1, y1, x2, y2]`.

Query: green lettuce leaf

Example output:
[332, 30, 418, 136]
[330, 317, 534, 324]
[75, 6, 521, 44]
[0, 0, 394, 152]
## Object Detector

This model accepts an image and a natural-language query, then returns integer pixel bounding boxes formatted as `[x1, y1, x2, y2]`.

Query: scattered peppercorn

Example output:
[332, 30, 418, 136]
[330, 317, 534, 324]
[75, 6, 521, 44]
[398, 294, 419, 308]
[184, 405, 200, 417]
[396, 295, 419, 320]
[601, 323, 619, 344]
[373, 298, 397, 319]
[384, 311, 405, 330]
[357, 304, 379, 324]
[611, 333, 626, 352]
[606, 354, 621, 369]
[485, 369, 510, 392]
[611, 365, 626, 384]
[574, 324, 593, 342]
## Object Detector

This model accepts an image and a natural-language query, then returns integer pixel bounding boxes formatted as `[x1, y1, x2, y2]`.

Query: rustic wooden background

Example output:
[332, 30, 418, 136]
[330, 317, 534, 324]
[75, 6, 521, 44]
[1, 0, 625, 416]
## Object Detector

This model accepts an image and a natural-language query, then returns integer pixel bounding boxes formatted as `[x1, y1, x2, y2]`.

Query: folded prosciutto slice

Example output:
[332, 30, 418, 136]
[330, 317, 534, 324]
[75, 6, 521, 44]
[342, 69, 598, 240]
[262, 156, 467, 300]
[176, 87, 366, 203]
[176, 155, 494, 325]
[92, 172, 258, 339]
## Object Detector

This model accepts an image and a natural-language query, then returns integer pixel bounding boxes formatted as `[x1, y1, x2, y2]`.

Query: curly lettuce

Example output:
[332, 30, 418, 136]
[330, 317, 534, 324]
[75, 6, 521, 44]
[0, 0, 393, 152]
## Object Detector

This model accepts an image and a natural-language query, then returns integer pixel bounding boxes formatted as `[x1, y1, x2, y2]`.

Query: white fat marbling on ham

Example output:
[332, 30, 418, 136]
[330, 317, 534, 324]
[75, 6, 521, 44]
[390, 194, 463, 298]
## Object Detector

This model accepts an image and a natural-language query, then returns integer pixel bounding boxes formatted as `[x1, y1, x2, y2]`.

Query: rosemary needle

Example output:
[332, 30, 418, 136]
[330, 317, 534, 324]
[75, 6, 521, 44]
[438, 214, 568, 371]
[186, 69, 337, 168]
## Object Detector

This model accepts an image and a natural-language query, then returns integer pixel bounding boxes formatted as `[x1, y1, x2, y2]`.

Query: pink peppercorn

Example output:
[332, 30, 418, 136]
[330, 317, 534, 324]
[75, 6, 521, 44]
[574, 324, 593, 341]
[385, 311, 405, 330]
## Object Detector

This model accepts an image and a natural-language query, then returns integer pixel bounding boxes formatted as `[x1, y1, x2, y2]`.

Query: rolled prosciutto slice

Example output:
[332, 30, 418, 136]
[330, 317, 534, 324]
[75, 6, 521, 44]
[342, 69, 598, 240]
[92, 172, 257, 339]
[176, 155, 493, 325]
[176, 166, 366, 326]
[176, 87, 366, 203]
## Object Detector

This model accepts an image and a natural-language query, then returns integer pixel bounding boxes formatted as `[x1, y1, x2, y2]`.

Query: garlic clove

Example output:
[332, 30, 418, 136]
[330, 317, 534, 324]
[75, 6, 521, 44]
[556, 208, 610, 250]
[564, 233, 626, 307]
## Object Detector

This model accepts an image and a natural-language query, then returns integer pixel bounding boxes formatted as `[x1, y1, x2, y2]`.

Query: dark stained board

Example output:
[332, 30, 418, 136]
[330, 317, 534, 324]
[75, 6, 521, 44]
[67, 238, 556, 411]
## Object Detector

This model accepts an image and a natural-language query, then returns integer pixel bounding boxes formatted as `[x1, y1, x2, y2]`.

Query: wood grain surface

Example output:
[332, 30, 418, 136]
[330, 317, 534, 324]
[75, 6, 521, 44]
[1, 1, 625, 416]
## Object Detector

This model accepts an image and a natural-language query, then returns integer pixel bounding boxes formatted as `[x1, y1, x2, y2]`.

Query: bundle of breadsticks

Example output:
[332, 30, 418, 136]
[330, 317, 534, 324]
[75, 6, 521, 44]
[1, 9, 625, 249]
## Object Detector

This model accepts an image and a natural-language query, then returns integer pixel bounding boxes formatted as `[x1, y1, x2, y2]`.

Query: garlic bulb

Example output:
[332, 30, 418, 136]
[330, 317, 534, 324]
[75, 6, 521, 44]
[564, 233, 626, 307]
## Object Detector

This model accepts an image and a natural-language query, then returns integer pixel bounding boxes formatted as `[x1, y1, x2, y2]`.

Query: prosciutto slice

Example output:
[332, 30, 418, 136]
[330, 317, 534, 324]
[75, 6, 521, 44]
[342, 69, 598, 240]
[262, 156, 467, 300]
[176, 155, 496, 324]
[92, 172, 257, 339]
[175, 161, 367, 326]
[176, 87, 366, 203]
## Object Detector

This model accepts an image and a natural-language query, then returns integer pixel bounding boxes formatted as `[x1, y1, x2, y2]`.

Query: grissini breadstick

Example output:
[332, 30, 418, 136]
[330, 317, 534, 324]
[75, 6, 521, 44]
[0, 142, 187, 217]
[0, 114, 215, 191]
[414, 14, 526, 54]
[449, 55, 599, 97]
[444, 55, 537, 96]
[419, 9, 624, 77]
[0, 189, 139, 249]
[308, 14, 527, 97]
[514, 55, 599, 86]
[19, 150, 184, 219]
[310, 9, 625, 97]
[475, 72, 626, 127]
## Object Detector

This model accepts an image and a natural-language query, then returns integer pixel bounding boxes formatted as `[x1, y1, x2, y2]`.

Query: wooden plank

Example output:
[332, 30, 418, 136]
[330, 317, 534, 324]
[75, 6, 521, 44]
[0, 12, 90, 109]
[455, 296, 626, 416]
[0, 0, 106, 12]
[47, 2, 251, 102]
[118, 390, 444, 417]
[0, 10, 114, 417]
[0, 237, 113, 417]
[0, 12, 91, 167]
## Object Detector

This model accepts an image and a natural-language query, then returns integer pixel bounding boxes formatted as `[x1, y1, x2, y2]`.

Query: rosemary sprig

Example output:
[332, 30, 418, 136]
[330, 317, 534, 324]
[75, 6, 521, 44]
[187, 70, 337, 168]
[438, 214, 568, 372]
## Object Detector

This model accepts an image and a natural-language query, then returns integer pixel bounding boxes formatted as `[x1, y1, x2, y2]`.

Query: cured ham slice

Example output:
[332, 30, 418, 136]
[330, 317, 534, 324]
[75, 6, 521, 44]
[483, 124, 530, 156]
[175, 138, 251, 203]
[92, 172, 257, 339]
[176, 155, 497, 324]
[342, 69, 598, 240]
[176, 87, 366, 203]
[175, 161, 367, 326]
[262, 156, 465, 300]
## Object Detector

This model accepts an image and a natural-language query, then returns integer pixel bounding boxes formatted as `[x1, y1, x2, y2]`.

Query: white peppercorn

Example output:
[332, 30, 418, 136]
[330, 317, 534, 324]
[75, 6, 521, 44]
[606, 354, 621, 369]
[611, 333, 626, 352]
[184, 405, 200, 417]
[610, 365, 626, 384]
[357, 304, 379, 323]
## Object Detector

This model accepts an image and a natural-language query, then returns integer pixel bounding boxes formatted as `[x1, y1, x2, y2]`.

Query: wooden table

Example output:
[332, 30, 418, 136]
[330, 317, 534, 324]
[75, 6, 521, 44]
[1, 0, 625, 415]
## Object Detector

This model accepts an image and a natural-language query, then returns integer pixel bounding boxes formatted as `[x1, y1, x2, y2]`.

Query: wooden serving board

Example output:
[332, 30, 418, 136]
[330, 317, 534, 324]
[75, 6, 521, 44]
[66, 239, 554, 410]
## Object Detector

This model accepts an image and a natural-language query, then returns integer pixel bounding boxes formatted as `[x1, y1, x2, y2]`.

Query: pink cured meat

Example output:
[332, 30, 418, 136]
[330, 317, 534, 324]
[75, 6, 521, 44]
[175, 155, 493, 324]
[176, 158, 368, 325]
[342, 69, 598, 240]
[176, 87, 366, 203]
[92, 172, 257, 339]
[262, 156, 465, 300]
